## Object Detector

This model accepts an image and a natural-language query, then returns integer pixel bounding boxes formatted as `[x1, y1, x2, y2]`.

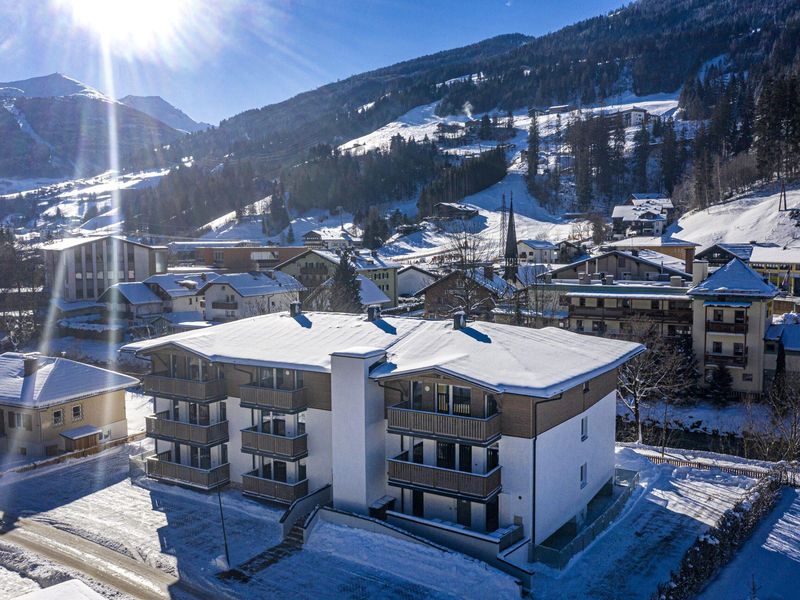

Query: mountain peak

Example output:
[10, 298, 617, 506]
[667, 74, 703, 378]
[0, 73, 109, 101]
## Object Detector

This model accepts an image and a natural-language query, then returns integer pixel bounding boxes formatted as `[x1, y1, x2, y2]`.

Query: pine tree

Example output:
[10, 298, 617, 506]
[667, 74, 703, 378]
[632, 122, 650, 191]
[708, 364, 734, 405]
[527, 112, 540, 181]
[661, 118, 679, 195]
[479, 114, 492, 140]
[329, 249, 361, 313]
[286, 223, 295, 243]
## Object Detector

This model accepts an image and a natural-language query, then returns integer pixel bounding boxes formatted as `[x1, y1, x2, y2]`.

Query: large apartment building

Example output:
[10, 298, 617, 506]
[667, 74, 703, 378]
[125, 308, 642, 557]
[41, 236, 168, 302]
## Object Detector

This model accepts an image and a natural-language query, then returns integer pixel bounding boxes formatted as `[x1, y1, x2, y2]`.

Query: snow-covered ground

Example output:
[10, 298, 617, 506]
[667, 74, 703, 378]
[531, 446, 755, 599]
[671, 183, 800, 250]
[125, 391, 151, 435]
[699, 487, 800, 600]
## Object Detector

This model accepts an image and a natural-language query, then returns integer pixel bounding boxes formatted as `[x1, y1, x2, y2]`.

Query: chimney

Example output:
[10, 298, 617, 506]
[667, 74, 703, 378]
[23, 354, 40, 377]
[290, 301, 302, 317]
[670, 275, 683, 287]
[685, 248, 695, 274]
[483, 265, 495, 280]
[367, 305, 381, 322]
[453, 311, 466, 330]
[692, 260, 708, 286]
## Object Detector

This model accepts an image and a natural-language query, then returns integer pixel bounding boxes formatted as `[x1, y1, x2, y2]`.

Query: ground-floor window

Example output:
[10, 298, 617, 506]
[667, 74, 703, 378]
[457, 499, 471, 527]
[412, 490, 424, 518]
[486, 496, 499, 532]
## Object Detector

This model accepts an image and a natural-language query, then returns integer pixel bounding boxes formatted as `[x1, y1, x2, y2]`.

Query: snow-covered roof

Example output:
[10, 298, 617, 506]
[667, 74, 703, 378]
[464, 268, 518, 297]
[697, 243, 761, 262]
[518, 239, 556, 250]
[398, 264, 439, 278]
[60, 424, 102, 440]
[39, 235, 166, 251]
[0, 352, 138, 408]
[548, 250, 689, 279]
[767, 313, 800, 351]
[17, 579, 106, 600]
[201, 271, 304, 297]
[100, 282, 161, 305]
[630, 193, 673, 206]
[144, 272, 218, 298]
[355, 275, 391, 306]
[688, 259, 778, 299]
[611, 205, 666, 222]
[606, 236, 698, 248]
[122, 312, 643, 398]
[516, 264, 550, 287]
[54, 298, 104, 312]
[566, 291, 690, 301]
[748, 245, 800, 265]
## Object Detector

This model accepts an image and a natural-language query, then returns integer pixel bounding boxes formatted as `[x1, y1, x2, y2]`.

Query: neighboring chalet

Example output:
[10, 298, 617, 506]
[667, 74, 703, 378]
[305, 274, 391, 310]
[748, 245, 800, 296]
[618, 106, 648, 127]
[695, 243, 762, 267]
[125, 309, 643, 573]
[0, 352, 138, 457]
[193, 245, 307, 272]
[397, 265, 439, 298]
[302, 229, 361, 250]
[434, 202, 479, 220]
[41, 236, 168, 302]
[277, 249, 400, 307]
[688, 260, 779, 398]
[603, 236, 699, 273]
[144, 272, 216, 313]
[547, 104, 575, 114]
[765, 314, 800, 383]
[545, 250, 691, 283]
[420, 266, 517, 319]
[517, 240, 557, 264]
[200, 272, 304, 322]
[556, 240, 588, 264]
[99, 282, 164, 321]
[610, 195, 674, 239]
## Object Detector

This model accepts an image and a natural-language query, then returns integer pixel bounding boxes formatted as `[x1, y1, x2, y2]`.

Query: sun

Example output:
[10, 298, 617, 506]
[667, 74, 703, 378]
[54, 0, 193, 59]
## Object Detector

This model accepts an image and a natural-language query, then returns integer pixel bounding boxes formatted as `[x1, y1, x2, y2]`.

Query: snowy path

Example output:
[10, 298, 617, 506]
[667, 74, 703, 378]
[699, 487, 800, 600]
[532, 448, 755, 599]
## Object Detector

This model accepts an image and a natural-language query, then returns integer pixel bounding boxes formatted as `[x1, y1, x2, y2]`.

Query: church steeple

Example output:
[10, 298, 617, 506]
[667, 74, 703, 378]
[503, 194, 518, 281]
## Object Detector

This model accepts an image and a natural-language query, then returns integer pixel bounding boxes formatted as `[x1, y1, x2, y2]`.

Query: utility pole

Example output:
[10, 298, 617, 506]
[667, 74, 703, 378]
[217, 487, 231, 568]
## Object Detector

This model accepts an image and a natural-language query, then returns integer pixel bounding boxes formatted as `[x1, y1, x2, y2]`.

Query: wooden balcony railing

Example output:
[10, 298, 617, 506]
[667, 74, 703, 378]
[705, 353, 747, 367]
[241, 427, 308, 459]
[145, 454, 229, 490]
[143, 375, 227, 402]
[387, 453, 501, 500]
[239, 385, 307, 412]
[241, 470, 309, 504]
[145, 412, 228, 446]
[387, 403, 501, 444]
[706, 322, 748, 334]
[211, 301, 238, 310]
[299, 265, 329, 275]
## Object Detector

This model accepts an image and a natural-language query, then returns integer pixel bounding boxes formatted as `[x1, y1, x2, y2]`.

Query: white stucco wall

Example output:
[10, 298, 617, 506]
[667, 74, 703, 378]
[498, 435, 534, 538]
[306, 407, 332, 491]
[533, 391, 616, 544]
[226, 398, 251, 484]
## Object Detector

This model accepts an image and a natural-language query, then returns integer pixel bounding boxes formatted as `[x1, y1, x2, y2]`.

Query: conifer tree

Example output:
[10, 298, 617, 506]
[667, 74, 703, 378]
[527, 113, 540, 181]
[329, 249, 361, 313]
[632, 122, 650, 191]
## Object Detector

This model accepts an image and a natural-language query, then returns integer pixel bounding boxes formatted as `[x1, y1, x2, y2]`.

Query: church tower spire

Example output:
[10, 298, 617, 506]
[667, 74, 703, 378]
[503, 194, 518, 281]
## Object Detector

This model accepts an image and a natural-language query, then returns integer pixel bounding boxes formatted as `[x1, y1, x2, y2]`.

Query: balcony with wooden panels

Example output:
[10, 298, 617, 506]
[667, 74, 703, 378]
[145, 412, 229, 446]
[706, 321, 748, 334]
[145, 451, 230, 490]
[387, 402, 501, 445]
[705, 353, 747, 367]
[211, 301, 238, 310]
[143, 374, 228, 402]
[240, 426, 308, 460]
[239, 384, 307, 412]
[387, 451, 501, 501]
[241, 470, 309, 504]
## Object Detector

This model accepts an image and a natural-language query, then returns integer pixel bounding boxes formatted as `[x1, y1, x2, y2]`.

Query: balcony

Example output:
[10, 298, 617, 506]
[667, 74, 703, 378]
[387, 451, 501, 501]
[239, 384, 307, 413]
[143, 374, 228, 402]
[241, 470, 309, 504]
[211, 301, 238, 310]
[241, 426, 308, 460]
[299, 265, 329, 275]
[145, 451, 230, 490]
[145, 412, 229, 446]
[705, 353, 747, 367]
[387, 402, 501, 445]
[706, 322, 748, 334]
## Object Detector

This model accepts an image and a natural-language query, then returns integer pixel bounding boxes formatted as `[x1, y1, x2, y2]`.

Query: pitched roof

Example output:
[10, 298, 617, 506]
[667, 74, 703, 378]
[123, 312, 643, 398]
[688, 258, 779, 298]
[606, 235, 699, 248]
[547, 250, 689, 279]
[100, 282, 161, 305]
[40, 235, 166, 251]
[278, 248, 401, 272]
[0, 353, 138, 408]
[144, 272, 219, 298]
[748, 245, 800, 265]
[201, 271, 304, 297]
[697, 243, 760, 262]
[518, 239, 556, 250]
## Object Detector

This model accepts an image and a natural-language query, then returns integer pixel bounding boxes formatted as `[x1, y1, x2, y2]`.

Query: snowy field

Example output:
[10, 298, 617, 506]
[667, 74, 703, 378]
[0, 447, 518, 599]
[531, 447, 756, 599]
[699, 487, 800, 600]
[671, 182, 800, 250]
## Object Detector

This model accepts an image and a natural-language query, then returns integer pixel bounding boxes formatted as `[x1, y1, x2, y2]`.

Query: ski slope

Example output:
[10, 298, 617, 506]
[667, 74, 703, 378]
[670, 184, 800, 250]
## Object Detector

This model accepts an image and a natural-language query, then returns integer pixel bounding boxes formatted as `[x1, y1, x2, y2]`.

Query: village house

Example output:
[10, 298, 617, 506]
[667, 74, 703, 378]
[695, 242, 764, 267]
[517, 239, 557, 264]
[603, 236, 699, 273]
[0, 352, 138, 457]
[419, 266, 518, 319]
[618, 106, 648, 127]
[748, 245, 800, 296]
[199, 271, 304, 322]
[192, 245, 307, 272]
[124, 308, 643, 569]
[610, 195, 675, 239]
[41, 236, 168, 302]
[545, 250, 691, 283]
[433, 202, 479, 220]
[302, 229, 361, 250]
[143, 272, 215, 313]
[397, 265, 439, 298]
[276, 249, 400, 307]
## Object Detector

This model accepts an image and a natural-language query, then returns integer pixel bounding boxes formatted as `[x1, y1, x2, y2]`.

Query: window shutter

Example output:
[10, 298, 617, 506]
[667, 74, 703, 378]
[23, 414, 32, 431]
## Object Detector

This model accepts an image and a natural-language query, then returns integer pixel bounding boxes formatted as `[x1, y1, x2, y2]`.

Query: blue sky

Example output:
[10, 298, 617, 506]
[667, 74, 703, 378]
[0, 1, 625, 125]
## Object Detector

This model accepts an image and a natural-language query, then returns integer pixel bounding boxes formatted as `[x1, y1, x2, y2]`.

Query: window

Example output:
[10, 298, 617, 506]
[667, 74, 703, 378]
[618, 256, 626, 267]
[766, 343, 776, 353]
[580, 463, 588, 489]
[743, 373, 753, 382]
[713, 309, 723, 322]
[712, 341, 722, 354]
[485, 394, 498, 417]
[72, 405, 83, 422]
[457, 499, 471, 527]
[581, 416, 588, 441]
[668, 300, 677, 310]
[52, 410, 63, 426]
[651, 300, 660, 310]
[411, 381, 423, 409]
[487, 445, 499, 470]
[452, 386, 471, 416]
[436, 383, 449, 414]
[436, 441, 456, 470]
[576, 319, 584, 332]
[597, 298, 604, 308]
[458, 444, 472, 473]
[734, 310, 746, 324]
[621, 298, 630, 309]
[591, 321, 603, 332]
[733, 343, 744, 357]
[579, 297, 586, 307]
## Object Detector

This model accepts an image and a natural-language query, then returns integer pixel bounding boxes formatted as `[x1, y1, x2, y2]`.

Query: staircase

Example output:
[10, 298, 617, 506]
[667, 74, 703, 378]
[218, 520, 305, 582]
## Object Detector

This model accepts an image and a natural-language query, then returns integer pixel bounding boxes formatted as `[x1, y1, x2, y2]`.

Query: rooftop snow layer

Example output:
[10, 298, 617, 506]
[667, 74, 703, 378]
[606, 235, 698, 248]
[0, 352, 139, 408]
[144, 272, 218, 298]
[202, 271, 304, 297]
[748, 245, 800, 265]
[123, 312, 643, 398]
[519, 239, 557, 249]
[101, 282, 161, 305]
[688, 259, 778, 298]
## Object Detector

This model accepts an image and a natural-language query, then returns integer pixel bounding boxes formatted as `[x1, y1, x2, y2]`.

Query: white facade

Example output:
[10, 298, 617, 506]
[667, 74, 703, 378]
[203, 284, 299, 321]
